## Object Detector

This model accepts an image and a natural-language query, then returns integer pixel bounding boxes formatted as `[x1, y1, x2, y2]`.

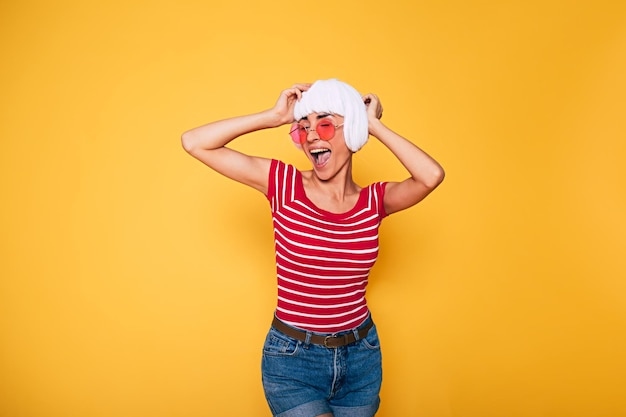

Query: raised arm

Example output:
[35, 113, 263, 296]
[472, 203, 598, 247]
[181, 84, 310, 194]
[364, 94, 445, 215]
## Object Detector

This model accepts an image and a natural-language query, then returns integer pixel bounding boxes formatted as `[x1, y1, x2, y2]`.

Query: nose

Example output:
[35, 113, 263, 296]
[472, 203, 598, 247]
[305, 126, 319, 141]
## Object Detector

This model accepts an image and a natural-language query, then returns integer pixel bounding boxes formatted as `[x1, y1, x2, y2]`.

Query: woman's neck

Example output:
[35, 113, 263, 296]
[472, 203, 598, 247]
[302, 162, 362, 213]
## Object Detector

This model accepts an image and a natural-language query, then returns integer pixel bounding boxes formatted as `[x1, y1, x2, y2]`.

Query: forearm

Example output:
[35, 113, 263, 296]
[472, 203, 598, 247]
[369, 119, 444, 189]
[181, 109, 280, 155]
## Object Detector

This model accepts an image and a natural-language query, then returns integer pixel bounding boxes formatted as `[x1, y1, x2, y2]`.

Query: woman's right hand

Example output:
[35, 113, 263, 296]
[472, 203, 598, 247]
[270, 83, 311, 127]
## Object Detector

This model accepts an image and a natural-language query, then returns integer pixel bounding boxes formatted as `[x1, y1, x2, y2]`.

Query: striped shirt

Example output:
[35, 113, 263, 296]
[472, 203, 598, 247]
[267, 160, 388, 333]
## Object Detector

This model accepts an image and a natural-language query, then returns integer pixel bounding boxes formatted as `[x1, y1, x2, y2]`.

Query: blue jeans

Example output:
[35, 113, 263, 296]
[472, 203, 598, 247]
[261, 315, 382, 417]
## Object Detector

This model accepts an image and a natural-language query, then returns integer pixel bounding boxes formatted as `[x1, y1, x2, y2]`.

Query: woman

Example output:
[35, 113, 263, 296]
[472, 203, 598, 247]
[182, 79, 444, 417]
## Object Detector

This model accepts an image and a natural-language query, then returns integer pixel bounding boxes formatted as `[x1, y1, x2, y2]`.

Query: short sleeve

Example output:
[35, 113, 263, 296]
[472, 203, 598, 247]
[374, 182, 388, 219]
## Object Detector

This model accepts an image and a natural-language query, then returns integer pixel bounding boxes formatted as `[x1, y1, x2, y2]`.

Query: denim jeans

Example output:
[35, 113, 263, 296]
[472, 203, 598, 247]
[261, 315, 382, 417]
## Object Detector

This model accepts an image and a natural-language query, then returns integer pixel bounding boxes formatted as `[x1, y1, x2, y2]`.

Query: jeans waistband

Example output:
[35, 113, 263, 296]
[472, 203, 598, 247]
[271, 315, 373, 348]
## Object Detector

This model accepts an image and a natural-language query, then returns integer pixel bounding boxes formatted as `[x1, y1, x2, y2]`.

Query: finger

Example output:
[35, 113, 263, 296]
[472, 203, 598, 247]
[284, 86, 303, 101]
[289, 83, 311, 101]
[363, 93, 383, 119]
[291, 83, 312, 94]
[363, 93, 378, 106]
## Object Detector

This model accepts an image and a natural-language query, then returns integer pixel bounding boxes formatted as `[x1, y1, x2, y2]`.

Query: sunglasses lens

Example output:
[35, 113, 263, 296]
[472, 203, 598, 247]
[316, 121, 336, 140]
[289, 124, 306, 144]
[298, 126, 308, 143]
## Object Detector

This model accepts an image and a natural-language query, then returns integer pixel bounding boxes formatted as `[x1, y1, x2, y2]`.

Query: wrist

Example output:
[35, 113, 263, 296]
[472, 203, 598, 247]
[258, 109, 287, 129]
[368, 118, 385, 137]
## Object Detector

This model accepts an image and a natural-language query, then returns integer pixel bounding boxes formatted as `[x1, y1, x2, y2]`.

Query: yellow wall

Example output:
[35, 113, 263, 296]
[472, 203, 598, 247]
[1, 1, 625, 416]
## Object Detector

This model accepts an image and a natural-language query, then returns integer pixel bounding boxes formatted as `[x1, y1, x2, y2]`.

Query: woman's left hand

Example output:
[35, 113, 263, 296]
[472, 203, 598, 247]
[363, 93, 383, 135]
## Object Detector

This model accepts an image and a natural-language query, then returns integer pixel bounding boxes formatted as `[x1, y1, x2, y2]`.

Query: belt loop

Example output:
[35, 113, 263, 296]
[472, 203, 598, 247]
[352, 328, 360, 342]
[304, 330, 312, 347]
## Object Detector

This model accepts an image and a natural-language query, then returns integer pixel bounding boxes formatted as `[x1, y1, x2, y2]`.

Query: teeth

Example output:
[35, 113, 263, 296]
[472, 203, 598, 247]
[310, 148, 330, 154]
[310, 148, 331, 164]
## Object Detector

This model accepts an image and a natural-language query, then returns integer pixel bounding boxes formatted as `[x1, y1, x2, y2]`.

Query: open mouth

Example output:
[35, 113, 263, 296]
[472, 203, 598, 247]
[310, 148, 331, 166]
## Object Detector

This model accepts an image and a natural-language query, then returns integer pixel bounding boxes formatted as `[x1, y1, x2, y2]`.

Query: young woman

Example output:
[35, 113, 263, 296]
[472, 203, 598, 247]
[182, 79, 444, 417]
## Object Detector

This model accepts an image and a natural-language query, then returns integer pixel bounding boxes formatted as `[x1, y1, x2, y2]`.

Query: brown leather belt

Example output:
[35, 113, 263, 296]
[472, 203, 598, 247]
[271, 316, 373, 348]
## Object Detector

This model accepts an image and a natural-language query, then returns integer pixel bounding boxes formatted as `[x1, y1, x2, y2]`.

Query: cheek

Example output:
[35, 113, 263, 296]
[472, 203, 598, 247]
[330, 135, 350, 153]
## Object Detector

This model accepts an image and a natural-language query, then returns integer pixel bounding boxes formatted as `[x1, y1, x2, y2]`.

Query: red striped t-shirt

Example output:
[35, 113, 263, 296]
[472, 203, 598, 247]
[267, 160, 387, 333]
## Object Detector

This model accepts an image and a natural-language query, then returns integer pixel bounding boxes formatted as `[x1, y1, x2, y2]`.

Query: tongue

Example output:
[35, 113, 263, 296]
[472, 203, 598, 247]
[317, 151, 331, 165]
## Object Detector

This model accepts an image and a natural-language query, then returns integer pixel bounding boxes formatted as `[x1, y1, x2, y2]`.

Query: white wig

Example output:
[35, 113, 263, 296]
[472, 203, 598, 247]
[293, 79, 369, 152]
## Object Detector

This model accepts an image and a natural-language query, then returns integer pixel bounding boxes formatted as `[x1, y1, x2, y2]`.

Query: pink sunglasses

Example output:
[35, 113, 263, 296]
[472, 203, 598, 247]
[289, 119, 344, 145]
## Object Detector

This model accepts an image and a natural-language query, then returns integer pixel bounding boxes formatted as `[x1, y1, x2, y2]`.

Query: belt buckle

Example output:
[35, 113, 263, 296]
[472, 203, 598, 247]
[324, 335, 335, 348]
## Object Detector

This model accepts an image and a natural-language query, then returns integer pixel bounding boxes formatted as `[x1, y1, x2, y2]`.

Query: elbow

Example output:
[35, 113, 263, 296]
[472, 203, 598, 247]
[424, 165, 445, 190]
[181, 130, 196, 154]
[434, 166, 445, 187]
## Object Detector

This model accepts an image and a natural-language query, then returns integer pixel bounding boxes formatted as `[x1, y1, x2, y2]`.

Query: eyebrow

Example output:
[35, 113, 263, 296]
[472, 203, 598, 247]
[299, 113, 333, 122]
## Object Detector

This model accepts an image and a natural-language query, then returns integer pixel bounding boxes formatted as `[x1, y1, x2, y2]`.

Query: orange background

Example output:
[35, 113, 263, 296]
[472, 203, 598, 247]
[1, 1, 625, 416]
